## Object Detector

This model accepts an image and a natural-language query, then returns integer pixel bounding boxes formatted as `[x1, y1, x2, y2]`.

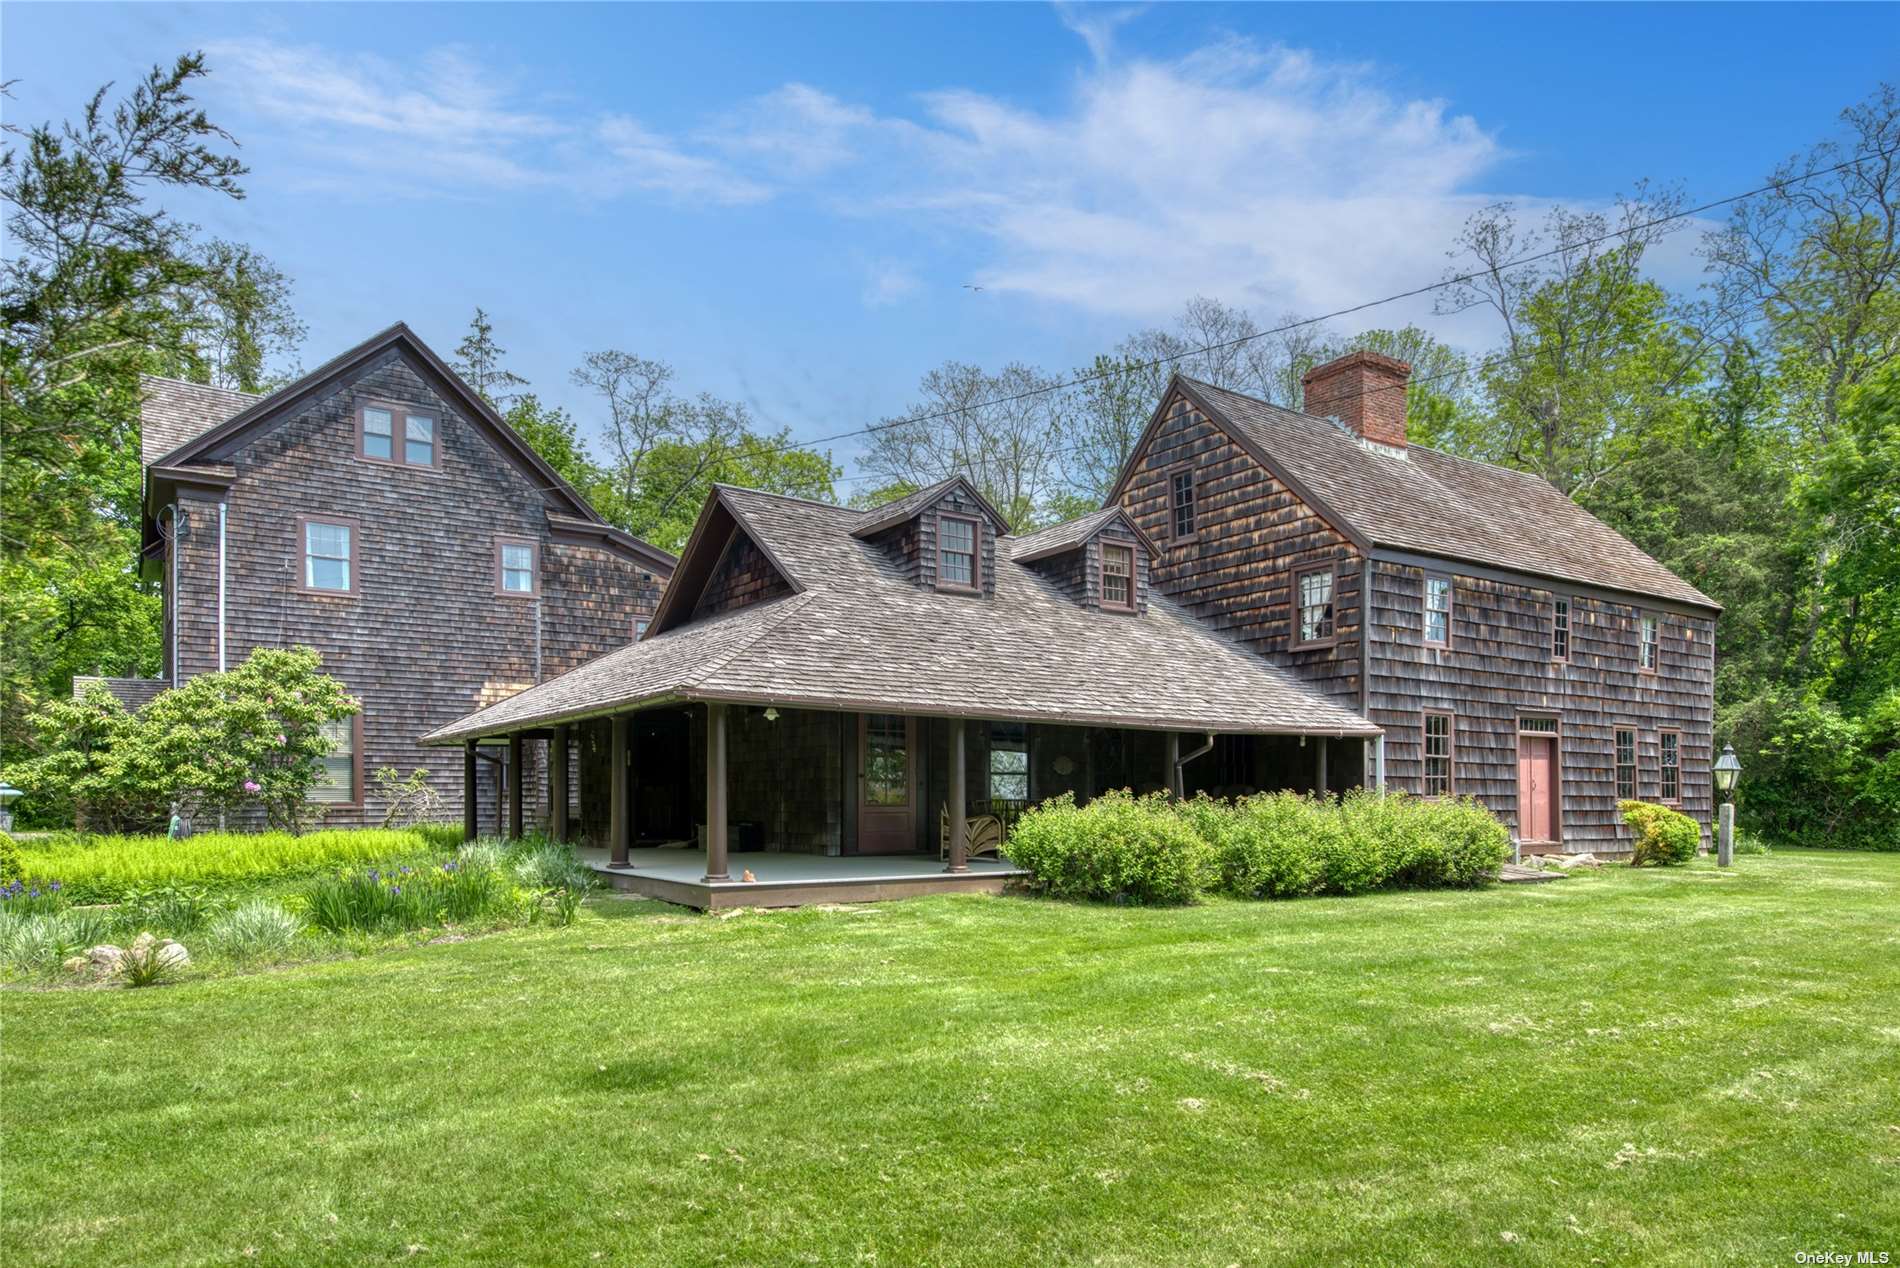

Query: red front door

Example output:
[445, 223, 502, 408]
[1516, 734, 1557, 843]
[857, 714, 917, 854]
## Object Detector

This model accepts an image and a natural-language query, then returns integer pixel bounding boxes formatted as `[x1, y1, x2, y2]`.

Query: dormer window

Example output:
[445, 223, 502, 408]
[1101, 544, 1134, 611]
[938, 514, 979, 591]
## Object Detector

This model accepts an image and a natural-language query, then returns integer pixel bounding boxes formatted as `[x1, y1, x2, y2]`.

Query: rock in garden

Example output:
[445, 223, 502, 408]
[155, 940, 190, 967]
[63, 955, 90, 974]
[88, 944, 125, 969]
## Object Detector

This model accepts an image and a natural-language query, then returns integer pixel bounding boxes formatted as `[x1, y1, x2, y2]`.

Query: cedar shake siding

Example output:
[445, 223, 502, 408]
[146, 333, 671, 828]
[1366, 562, 1716, 854]
[860, 483, 1005, 598]
[693, 527, 795, 619]
[1117, 390, 1363, 706]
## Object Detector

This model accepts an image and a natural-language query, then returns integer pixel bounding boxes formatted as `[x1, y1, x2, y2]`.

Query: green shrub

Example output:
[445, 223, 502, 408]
[206, 901, 303, 959]
[1005, 791, 1214, 905]
[0, 909, 113, 976]
[16, 827, 451, 903]
[1009, 789, 1513, 904]
[1213, 792, 1331, 898]
[1620, 800, 1701, 866]
[1732, 829, 1772, 856]
[118, 883, 224, 933]
[0, 832, 21, 883]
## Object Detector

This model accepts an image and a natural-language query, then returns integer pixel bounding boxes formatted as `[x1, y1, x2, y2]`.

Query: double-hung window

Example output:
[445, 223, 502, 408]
[496, 538, 539, 597]
[1552, 597, 1570, 662]
[301, 518, 356, 594]
[310, 716, 358, 805]
[1295, 566, 1335, 645]
[1659, 729, 1681, 805]
[988, 722, 1029, 806]
[1169, 467, 1196, 539]
[1424, 574, 1453, 647]
[938, 515, 978, 590]
[1423, 712, 1454, 797]
[1639, 614, 1660, 673]
[1614, 728, 1638, 800]
[361, 401, 438, 468]
[1101, 544, 1134, 610]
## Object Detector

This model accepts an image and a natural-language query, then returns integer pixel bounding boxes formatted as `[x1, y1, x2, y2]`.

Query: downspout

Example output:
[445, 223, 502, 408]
[217, 502, 228, 673]
[158, 505, 180, 688]
[1174, 732, 1216, 798]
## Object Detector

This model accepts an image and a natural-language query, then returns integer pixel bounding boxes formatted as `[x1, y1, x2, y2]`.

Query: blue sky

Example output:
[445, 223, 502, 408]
[5, 3, 1895, 478]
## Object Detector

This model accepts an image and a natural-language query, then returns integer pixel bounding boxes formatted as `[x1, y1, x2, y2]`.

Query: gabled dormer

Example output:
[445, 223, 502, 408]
[647, 486, 802, 635]
[851, 476, 1010, 599]
[1012, 507, 1157, 615]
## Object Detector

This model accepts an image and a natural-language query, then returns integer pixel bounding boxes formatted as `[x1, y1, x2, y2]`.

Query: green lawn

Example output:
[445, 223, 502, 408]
[5, 851, 1897, 1266]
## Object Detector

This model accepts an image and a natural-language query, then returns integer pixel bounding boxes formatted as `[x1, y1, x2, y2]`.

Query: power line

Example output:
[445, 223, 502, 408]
[645, 141, 1896, 515]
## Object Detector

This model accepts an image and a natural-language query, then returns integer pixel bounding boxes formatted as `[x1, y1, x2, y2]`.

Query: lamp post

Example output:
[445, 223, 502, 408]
[1712, 744, 1742, 867]
[0, 784, 19, 834]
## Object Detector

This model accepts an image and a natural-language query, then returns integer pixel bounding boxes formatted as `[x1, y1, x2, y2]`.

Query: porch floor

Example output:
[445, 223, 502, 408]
[576, 845, 1027, 910]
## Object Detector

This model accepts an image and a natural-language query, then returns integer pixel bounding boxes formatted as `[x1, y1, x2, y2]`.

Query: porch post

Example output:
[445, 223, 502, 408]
[507, 733, 524, 840]
[1375, 734, 1387, 794]
[703, 702, 730, 882]
[1315, 736, 1329, 797]
[462, 740, 478, 842]
[549, 725, 570, 843]
[609, 716, 630, 867]
[1164, 730, 1181, 799]
[946, 716, 969, 873]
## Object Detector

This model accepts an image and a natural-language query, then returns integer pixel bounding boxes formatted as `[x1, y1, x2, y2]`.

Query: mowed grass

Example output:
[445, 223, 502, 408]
[4, 851, 1897, 1266]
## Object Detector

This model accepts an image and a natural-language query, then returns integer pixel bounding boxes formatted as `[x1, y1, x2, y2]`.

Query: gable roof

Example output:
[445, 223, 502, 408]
[140, 377, 257, 465]
[1115, 375, 1718, 612]
[1012, 506, 1159, 564]
[849, 475, 1011, 539]
[423, 484, 1379, 745]
[139, 323, 673, 569]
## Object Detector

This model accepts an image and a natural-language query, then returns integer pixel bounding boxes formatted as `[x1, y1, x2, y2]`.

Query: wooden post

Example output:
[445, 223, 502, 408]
[462, 740, 478, 842]
[703, 703, 730, 882]
[609, 716, 630, 867]
[946, 717, 969, 873]
[1315, 736, 1329, 798]
[1717, 800, 1734, 868]
[1374, 735, 1387, 794]
[549, 725, 570, 844]
[507, 733, 524, 840]
[1164, 730, 1181, 799]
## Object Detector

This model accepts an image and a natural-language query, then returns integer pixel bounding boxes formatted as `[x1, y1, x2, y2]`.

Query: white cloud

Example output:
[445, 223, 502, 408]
[861, 260, 922, 308]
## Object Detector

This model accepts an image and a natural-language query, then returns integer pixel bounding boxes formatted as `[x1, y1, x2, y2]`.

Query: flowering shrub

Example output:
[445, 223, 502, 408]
[0, 877, 69, 916]
[4, 647, 358, 834]
[1619, 800, 1701, 866]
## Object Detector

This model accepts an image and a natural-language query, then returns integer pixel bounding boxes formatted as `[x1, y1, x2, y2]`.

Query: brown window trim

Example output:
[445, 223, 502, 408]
[494, 535, 541, 599]
[1638, 611, 1660, 675]
[935, 512, 982, 594]
[356, 398, 443, 471]
[1291, 562, 1339, 649]
[1613, 725, 1638, 801]
[308, 712, 365, 810]
[1422, 709, 1456, 798]
[295, 514, 362, 597]
[1100, 542, 1136, 612]
[1658, 727, 1682, 806]
[1552, 595, 1571, 663]
[1165, 462, 1199, 544]
[1423, 571, 1454, 649]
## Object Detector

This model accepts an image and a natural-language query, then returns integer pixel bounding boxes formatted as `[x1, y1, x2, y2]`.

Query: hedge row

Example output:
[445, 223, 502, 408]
[1006, 789, 1513, 905]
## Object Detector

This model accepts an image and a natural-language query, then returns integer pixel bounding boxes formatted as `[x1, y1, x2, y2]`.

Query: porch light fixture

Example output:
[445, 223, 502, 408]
[1713, 745, 1741, 797]
[1713, 744, 1742, 869]
[763, 707, 780, 723]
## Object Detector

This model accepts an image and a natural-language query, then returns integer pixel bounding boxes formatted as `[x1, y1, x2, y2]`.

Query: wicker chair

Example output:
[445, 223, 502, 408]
[939, 804, 1004, 861]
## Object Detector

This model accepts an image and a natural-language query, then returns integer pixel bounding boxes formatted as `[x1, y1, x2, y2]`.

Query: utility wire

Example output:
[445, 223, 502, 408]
[643, 141, 1896, 515]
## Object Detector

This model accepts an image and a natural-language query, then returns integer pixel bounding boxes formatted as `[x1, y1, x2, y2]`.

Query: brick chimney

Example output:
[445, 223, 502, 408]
[1300, 350, 1412, 451]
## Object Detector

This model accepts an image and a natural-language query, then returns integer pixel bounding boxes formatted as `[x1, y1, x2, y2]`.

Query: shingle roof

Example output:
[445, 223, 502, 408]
[1177, 377, 1720, 610]
[849, 475, 1009, 539]
[72, 676, 168, 711]
[140, 376, 257, 466]
[1012, 506, 1155, 563]
[423, 486, 1379, 744]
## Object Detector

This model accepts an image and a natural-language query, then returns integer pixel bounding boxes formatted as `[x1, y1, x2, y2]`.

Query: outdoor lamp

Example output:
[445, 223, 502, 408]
[1713, 744, 1741, 798]
[0, 783, 20, 834]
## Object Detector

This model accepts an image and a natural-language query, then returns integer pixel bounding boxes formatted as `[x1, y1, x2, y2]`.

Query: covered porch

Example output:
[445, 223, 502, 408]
[457, 699, 1387, 909]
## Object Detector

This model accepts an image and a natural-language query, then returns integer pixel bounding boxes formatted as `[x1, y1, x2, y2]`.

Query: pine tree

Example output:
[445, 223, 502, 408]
[453, 307, 529, 406]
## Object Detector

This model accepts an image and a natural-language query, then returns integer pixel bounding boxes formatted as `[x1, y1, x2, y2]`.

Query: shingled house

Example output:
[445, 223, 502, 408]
[425, 349, 1717, 905]
[84, 323, 674, 828]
